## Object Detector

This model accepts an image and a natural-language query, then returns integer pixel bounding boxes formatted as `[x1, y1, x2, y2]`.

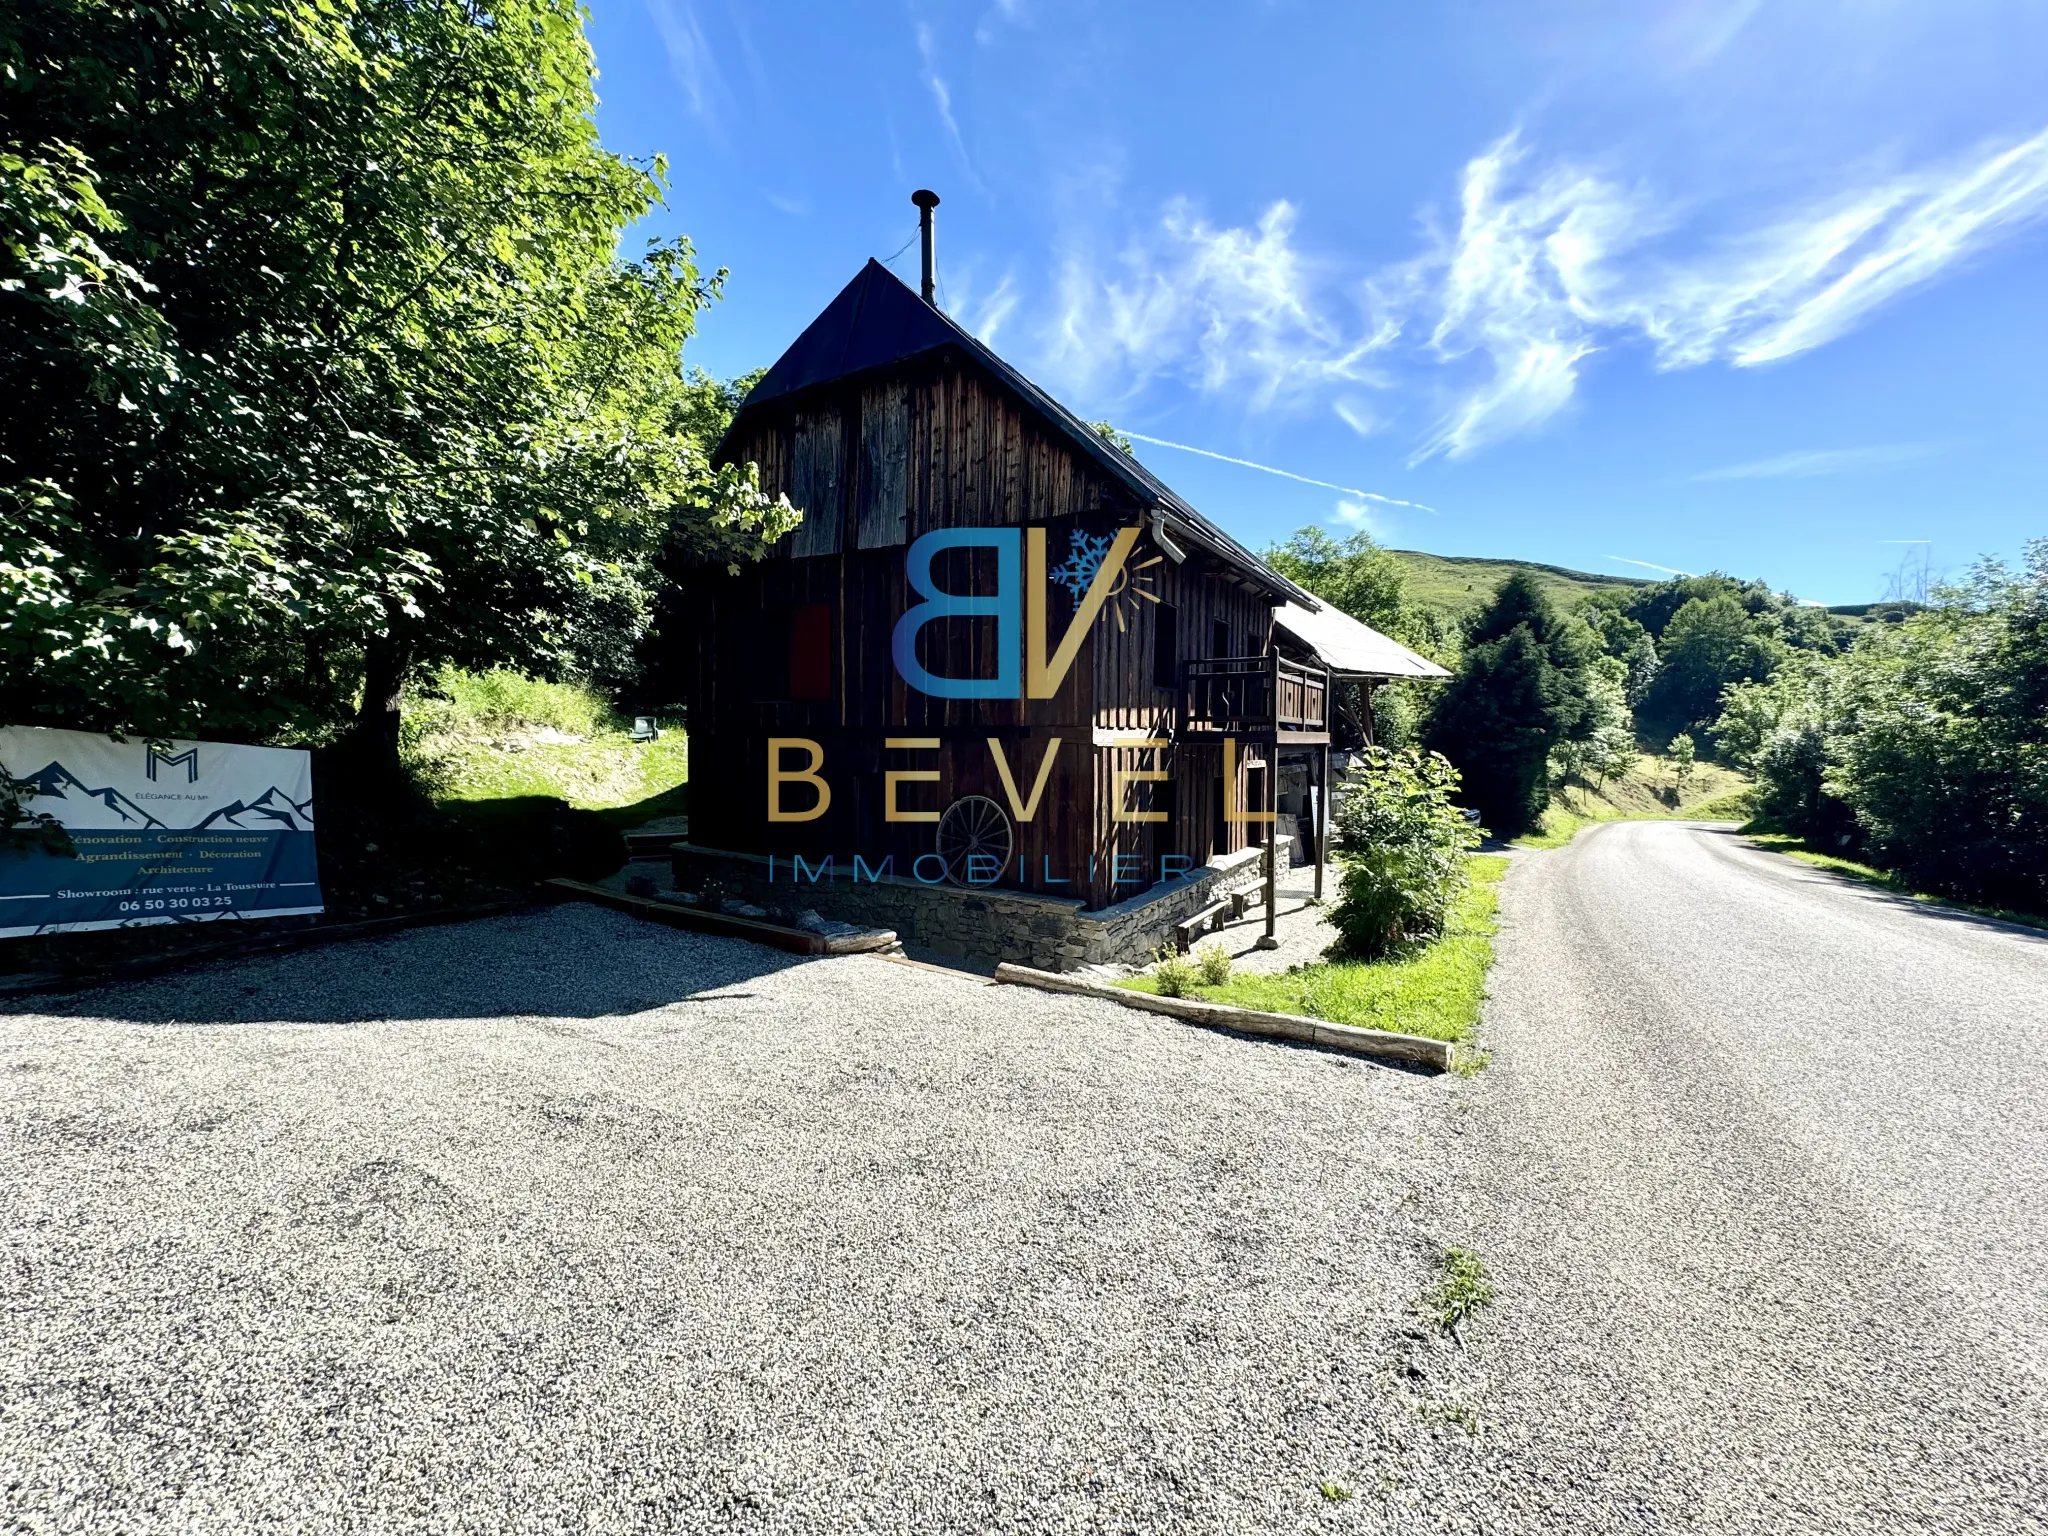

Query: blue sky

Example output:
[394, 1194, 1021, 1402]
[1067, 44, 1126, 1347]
[589, 0, 2048, 604]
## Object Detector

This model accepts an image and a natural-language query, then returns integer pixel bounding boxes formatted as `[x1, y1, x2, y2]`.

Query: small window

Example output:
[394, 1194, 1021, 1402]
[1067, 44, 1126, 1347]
[1211, 617, 1232, 658]
[789, 603, 831, 699]
[1152, 602, 1180, 688]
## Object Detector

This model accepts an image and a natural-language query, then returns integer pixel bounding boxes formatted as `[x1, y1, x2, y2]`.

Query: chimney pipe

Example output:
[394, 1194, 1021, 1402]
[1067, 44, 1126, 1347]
[911, 189, 941, 306]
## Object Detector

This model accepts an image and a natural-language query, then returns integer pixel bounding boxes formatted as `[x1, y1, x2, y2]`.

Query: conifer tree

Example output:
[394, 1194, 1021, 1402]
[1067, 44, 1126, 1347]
[1424, 573, 1592, 837]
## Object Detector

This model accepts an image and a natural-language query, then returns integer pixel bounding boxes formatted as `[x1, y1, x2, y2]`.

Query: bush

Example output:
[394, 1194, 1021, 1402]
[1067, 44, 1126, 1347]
[1193, 938, 1233, 986]
[1327, 748, 1481, 960]
[1151, 946, 1201, 998]
[1728, 542, 2048, 916]
[1751, 716, 1858, 847]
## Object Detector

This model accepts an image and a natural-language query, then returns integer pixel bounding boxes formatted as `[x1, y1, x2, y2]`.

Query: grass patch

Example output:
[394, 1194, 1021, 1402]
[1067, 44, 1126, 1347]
[1419, 1400, 1484, 1435]
[1515, 752, 1754, 849]
[1118, 854, 1507, 1043]
[405, 667, 688, 815]
[1745, 833, 2048, 932]
[1429, 1246, 1495, 1337]
[1388, 549, 1645, 627]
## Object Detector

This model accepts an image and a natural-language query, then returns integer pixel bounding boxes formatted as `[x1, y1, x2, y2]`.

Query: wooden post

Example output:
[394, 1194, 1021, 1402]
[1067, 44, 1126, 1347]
[1260, 742, 1279, 948]
[1313, 743, 1327, 904]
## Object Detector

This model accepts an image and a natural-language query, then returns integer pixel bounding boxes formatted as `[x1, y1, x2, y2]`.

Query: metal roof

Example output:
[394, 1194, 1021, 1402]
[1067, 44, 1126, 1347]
[718, 259, 1317, 608]
[1273, 601, 1450, 680]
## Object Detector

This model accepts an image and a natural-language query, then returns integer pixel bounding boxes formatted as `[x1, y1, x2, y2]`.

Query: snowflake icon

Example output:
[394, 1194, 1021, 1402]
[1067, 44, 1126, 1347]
[1050, 531, 1115, 600]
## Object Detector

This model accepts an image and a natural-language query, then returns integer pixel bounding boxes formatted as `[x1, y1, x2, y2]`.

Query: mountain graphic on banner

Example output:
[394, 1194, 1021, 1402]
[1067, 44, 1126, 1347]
[18, 761, 167, 828]
[194, 786, 315, 831]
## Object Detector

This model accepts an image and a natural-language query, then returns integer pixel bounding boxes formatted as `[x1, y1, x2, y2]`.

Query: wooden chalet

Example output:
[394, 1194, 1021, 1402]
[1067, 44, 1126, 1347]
[672, 205, 1343, 916]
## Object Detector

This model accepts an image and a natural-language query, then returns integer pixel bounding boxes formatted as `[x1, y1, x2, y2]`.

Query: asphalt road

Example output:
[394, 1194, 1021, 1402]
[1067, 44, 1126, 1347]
[1412, 821, 2048, 1534]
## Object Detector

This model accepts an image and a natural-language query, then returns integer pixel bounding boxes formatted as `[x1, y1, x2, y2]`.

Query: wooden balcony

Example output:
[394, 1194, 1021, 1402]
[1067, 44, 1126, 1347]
[1181, 655, 1330, 743]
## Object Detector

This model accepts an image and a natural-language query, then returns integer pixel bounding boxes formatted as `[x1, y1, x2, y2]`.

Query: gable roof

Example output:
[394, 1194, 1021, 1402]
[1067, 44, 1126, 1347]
[1273, 601, 1450, 681]
[719, 258, 1315, 607]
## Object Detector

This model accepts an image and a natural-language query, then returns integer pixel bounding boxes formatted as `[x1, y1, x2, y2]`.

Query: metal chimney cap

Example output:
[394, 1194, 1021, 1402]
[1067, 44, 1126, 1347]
[911, 189, 941, 209]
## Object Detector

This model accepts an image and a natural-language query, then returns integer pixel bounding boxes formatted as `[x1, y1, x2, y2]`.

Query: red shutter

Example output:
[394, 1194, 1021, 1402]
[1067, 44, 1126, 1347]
[790, 603, 832, 699]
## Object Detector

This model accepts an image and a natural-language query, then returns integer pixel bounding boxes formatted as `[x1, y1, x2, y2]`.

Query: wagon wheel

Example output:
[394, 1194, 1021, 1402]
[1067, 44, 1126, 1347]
[936, 795, 1014, 887]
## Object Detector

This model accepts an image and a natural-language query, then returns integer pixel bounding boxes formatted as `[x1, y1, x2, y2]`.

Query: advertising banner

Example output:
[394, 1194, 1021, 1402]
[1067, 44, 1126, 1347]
[0, 726, 322, 939]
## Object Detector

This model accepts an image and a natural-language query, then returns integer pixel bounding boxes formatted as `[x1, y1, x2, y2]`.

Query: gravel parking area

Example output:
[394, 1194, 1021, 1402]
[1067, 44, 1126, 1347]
[2, 904, 1463, 1533]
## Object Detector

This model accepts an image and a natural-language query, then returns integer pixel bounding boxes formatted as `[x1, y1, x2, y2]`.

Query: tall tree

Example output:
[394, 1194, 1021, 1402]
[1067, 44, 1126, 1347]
[1263, 527, 1410, 638]
[1424, 572, 1592, 837]
[0, 0, 792, 769]
[1638, 593, 1783, 745]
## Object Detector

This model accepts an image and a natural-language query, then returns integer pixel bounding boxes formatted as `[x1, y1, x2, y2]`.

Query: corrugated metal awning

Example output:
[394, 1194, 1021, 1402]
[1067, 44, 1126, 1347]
[1274, 601, 1449, 680]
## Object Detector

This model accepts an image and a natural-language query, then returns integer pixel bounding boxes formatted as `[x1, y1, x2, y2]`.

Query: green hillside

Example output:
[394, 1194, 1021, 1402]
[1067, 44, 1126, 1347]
[1389, 550, 1648, 622]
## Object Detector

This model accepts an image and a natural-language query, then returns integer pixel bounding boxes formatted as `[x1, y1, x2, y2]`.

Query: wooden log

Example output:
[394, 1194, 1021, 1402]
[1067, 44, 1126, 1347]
[543, 879, 900, 957]
[991, 962, 1451, 1070]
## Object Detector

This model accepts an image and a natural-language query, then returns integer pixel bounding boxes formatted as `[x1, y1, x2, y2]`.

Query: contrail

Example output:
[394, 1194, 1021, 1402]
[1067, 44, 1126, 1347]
[1121, 432, 1436, 513]
[1605, 555, 1694, 577]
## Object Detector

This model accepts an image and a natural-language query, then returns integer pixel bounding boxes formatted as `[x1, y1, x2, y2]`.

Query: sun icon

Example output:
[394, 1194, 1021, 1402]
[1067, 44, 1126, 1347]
[1049, 528, 1165, 632]
[1105, 549, 1164, 632]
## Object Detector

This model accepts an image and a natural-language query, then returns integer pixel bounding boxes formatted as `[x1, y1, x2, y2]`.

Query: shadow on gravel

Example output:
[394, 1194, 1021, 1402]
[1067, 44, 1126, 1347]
[1707, 826, 2048, 947]
[1, 905, 814, 1026]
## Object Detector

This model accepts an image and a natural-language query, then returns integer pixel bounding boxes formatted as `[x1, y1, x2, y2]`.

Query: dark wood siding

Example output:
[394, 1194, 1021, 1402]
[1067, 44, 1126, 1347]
[683, 351, 1282, 905]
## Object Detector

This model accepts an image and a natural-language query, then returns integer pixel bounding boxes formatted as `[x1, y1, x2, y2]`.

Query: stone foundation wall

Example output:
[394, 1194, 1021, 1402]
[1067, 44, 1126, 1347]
[666, 840, 1286, 972]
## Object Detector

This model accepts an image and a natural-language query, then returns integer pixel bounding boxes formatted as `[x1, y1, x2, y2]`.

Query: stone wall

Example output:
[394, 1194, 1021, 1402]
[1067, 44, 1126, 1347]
[666, 839, 1286, 972]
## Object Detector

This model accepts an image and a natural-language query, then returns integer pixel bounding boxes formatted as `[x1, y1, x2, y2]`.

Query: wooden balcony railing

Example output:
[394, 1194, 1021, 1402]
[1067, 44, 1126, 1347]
[1182, 655, 1329, 739]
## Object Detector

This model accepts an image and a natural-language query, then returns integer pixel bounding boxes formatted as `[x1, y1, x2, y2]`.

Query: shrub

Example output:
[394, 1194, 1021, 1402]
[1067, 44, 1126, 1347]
[1192, 938, 1232, 987]
[1751, 716, 1858, 846]
[1151, 946, 1201, 998]
[1327, 748, 1481, 960]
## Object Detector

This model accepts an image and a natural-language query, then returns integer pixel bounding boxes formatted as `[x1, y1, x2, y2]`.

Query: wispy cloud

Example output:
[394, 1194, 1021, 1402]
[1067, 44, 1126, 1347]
[1332, 398, 1383, 437]
[1401, 138, 1642, 460]
[948, 267, 1020, 346]
[644, 0, 723, 124]
[1046, 201, 1391, 409]
[1120, 431, 1432, 511]
[1330, 498, 1387, 536]
[1694, 444, 1942, 481]
[1033, 114, 2048, 462]
[1403, 126, 2048, 457]
[1605, 555, 1694, 576]
[915, 23, 985, 195]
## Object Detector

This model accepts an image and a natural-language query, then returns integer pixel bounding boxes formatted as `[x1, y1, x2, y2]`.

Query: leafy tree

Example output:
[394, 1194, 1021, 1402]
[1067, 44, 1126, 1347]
[1713, 655, 1826, 772]
[1263, 526, 1452, 754]
[1090, 420, 1134, 453]
[1727, 543, 2048, 911]
[1773, 603, 1851, 655]
[1550, 654, 1636, 788]
[1622, 573, 1767, 637]
[1823, 546, 2048, 911]
[1752, 714, 1856, 847]
[1669, 732, 1696, 794]
[0, 0, 792, 771]
[1424, 573, 1593, 837]
[1582, 594, 1660, 703]
[1327, 747, 1480, 959]
[1637, 593, 1783, 745]
[1263, 526, 1410, 639]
